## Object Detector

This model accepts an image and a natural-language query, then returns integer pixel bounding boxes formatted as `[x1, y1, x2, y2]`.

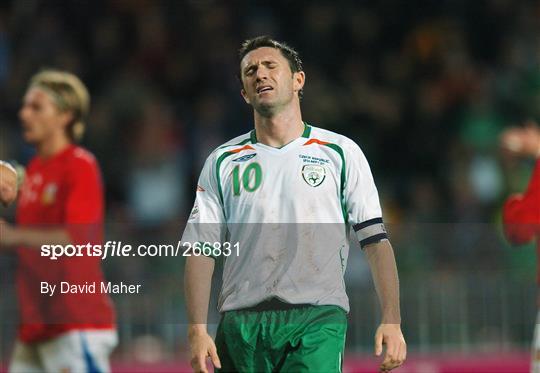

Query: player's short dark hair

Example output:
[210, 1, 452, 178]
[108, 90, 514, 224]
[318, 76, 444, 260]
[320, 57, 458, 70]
[238, 36, 304, 98]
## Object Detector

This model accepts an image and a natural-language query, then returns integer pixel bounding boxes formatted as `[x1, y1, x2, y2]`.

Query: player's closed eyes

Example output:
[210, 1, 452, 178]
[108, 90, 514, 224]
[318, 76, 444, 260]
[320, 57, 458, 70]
[245, 62, 278, 77]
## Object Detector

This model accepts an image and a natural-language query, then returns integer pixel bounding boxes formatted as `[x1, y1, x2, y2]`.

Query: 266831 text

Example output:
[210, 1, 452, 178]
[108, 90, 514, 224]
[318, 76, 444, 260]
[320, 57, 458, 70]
[182, 241, 240, 257]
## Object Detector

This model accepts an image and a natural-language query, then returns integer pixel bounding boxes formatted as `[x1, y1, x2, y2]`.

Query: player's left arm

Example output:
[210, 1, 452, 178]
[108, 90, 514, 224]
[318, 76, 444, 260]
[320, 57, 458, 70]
[343, 140, 406, 371]
[364, 239, 406, 372]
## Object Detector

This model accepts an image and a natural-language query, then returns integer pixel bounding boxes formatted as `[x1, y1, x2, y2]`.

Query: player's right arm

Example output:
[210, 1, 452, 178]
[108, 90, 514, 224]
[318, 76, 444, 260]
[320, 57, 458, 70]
[0, 161, 19, 206]
[182, 153, 225, 372]
[500, 123, 540, 245]
[502, 160, 540, 244]
[185, 256, 221, 372]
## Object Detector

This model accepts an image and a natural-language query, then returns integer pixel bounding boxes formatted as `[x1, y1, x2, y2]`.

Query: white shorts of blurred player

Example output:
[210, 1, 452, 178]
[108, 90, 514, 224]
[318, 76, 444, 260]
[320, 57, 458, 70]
[533, 310, 540, 373]
[8, 329, 117, 373]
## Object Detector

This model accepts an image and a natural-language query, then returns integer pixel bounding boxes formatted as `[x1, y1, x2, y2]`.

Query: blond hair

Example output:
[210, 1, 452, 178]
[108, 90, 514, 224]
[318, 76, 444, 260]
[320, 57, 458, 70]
[29, 70, 90, 142]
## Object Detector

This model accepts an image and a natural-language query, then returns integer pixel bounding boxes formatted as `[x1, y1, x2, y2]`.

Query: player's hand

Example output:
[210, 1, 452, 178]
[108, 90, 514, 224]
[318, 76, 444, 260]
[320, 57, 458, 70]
[188, 327, 221, 373]
[500, 121, 540, 159]
[374, 323, 406, 372]
[0, 163, 18, 206]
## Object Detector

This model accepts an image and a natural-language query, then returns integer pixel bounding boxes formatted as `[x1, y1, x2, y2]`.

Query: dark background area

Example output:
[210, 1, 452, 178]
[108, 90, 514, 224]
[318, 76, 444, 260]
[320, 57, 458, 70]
[1, 0, 539, 366]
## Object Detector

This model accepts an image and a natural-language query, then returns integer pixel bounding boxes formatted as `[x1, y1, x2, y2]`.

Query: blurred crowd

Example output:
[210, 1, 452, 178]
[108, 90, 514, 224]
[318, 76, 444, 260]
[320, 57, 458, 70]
[2, 0, 539, 269]
[1, 0, 540, 356]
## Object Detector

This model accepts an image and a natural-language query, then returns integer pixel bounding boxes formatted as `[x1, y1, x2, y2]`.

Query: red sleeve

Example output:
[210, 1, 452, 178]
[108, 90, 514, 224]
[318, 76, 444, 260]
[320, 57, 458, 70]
[65, 153, 104, 245]
[502, 160, 540, 245]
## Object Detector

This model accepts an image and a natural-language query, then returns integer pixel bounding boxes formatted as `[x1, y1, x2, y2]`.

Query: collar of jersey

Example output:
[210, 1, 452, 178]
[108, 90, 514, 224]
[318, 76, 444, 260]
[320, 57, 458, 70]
[35, 144, 75, 165]
[249, 122, 311, 150]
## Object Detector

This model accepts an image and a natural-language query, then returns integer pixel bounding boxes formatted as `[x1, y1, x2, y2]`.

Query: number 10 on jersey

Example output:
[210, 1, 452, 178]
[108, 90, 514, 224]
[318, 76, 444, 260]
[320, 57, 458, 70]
[232, 162, 262, 196]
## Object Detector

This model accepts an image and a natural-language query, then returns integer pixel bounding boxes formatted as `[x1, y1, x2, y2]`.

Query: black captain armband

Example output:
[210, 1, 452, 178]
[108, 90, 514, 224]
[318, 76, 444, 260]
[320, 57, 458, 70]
[353, 217, 388, 249]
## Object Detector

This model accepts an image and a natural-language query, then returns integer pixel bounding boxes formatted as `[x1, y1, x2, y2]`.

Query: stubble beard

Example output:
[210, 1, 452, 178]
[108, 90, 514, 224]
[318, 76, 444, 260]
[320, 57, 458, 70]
[254, 101, 276, 118]
[253, 92, 290, 118]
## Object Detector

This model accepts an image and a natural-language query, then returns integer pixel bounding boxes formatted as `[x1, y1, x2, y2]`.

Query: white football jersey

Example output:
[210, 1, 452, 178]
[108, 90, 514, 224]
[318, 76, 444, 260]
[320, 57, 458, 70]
[182, 123, 387, 312]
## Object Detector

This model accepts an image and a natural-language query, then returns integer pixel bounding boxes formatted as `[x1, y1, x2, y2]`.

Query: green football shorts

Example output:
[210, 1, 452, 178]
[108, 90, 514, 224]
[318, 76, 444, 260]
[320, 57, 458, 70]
[215, 300, 347, 372]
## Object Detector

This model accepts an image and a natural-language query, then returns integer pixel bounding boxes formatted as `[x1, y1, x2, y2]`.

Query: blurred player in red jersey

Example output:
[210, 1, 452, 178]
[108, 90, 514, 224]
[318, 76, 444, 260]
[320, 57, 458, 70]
[501, 121, 540, 373]
[0, 70, 117, 372]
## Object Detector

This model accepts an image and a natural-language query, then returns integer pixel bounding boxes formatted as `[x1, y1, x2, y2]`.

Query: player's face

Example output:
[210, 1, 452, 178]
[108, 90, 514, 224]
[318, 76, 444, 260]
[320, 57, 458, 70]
[19, 88, 70, 145]
[240, 47, 304, 115]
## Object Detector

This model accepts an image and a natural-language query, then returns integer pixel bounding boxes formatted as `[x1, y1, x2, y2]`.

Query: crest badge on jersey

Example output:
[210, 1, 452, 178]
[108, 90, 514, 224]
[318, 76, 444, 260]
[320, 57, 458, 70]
[301, 165, 326, 187]
[42, 183, 58, 205]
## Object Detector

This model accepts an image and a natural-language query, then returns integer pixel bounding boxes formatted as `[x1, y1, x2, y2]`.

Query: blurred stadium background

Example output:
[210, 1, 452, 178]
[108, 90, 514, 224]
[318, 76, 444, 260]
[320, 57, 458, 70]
[1, 0, 539, 372]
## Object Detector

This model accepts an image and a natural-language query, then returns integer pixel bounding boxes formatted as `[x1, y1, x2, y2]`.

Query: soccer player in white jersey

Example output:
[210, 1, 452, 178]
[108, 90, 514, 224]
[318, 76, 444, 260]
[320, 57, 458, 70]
[183, 36, 406, 372]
